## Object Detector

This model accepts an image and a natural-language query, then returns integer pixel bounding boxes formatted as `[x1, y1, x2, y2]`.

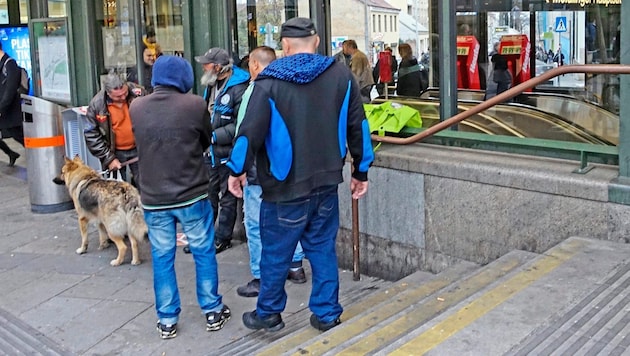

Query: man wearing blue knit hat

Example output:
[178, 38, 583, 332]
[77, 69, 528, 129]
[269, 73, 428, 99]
[130, 55, 231, 339]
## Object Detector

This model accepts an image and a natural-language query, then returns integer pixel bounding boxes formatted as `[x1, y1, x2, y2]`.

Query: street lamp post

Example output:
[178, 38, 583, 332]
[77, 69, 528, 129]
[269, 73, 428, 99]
[364, 0, 370, 56]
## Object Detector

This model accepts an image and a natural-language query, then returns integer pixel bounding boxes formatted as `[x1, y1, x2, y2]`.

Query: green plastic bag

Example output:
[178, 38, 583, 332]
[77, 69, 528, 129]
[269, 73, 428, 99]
[365, 101, 422, 136]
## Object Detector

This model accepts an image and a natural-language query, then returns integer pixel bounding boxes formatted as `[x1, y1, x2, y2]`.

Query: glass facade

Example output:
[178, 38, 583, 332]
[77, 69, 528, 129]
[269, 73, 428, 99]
[1, 0, 625, 150]
[87, 0, 185, 90]
[346, 0, 623, 147]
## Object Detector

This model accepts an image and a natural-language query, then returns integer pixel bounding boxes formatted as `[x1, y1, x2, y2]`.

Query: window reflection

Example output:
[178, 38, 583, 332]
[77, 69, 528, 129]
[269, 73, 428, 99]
[234, 0, 309, 61]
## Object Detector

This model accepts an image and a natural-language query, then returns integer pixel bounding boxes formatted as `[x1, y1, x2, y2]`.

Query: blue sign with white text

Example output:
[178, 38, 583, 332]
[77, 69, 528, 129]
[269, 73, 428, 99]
[0, 26, 33, 95]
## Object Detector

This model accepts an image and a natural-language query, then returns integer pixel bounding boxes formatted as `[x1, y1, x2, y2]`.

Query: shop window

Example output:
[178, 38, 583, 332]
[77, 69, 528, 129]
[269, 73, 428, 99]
[100, 0, 135, 72]
[0, 1, 8, 24]
[234, 0, 309, 60]
[19, 0, 27, 24]
[48, 0, 67, 17]
[142, 0, 185, 56]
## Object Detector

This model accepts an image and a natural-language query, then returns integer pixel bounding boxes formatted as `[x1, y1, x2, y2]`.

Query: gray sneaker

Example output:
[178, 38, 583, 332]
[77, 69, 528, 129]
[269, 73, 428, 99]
[157, 321, 177, 339]
[206, 305, 231, 331]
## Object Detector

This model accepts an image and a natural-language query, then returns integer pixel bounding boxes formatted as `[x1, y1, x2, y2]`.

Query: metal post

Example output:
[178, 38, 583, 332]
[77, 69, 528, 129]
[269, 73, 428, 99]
[351, 162, 360, 281]
[439, 0, 458, 127]
[352, 198, 360, 281]
[364, 0, 370, 55]
[619, 0, 630, 177]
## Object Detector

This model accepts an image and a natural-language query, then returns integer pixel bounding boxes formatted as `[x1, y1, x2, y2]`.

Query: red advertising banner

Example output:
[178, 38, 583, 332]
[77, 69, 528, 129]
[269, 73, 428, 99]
[498, 34, 531, 89]
[378, 51, 393, 83]
[456, 35, 481, 90]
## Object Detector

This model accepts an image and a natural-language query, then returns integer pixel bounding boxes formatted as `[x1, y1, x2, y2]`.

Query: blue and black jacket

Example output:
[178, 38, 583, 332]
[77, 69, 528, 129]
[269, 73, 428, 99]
[203, 65, 250, 166]
[227, 53, 374, 202]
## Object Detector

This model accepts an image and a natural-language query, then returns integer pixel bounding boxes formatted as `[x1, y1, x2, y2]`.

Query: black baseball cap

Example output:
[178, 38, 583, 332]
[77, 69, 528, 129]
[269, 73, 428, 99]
[280, 17, 317, 39]
[194, 47, 231, 65]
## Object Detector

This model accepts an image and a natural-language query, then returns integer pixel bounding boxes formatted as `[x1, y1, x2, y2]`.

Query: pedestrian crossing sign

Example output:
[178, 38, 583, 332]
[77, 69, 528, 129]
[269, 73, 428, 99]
[555, 17, 567, 33]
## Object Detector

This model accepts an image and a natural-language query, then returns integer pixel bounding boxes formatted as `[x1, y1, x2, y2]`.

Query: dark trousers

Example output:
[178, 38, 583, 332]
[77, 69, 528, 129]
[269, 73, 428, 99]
[0, 127, 23, 159]
[257, 185, 342, 322]
[207, 162, 237, 243]
[1, 126, 25, 146]
[0, 139, 16, 157]
[114, 148, 139, 190]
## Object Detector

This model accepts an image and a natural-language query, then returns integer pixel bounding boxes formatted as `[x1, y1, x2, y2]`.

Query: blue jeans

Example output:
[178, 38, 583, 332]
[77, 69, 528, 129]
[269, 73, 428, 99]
[144, 198, 224, 325]
[243, 184, 304, 279]
[257, 185, 342, 323]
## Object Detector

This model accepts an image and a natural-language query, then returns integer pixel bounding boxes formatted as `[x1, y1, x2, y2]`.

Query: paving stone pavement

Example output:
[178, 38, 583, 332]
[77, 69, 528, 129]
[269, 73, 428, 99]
[0, 142, 380, 355]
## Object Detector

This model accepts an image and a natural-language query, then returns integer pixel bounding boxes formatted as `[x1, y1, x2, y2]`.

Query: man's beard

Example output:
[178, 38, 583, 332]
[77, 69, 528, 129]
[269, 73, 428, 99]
[201, 70, 219, 87]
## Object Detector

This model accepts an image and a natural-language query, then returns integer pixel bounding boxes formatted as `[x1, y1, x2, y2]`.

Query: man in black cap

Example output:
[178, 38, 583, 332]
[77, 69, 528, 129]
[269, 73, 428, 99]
[195, 47, 250, 254]
[226, 17, 374, 332]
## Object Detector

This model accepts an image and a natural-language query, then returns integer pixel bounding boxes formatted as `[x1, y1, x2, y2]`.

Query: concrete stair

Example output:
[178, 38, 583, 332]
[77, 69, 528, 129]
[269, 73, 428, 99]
[212, 237, 630, 355]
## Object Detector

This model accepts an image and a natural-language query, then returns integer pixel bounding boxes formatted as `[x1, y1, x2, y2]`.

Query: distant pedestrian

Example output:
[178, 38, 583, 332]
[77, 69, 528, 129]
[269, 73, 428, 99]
[227, 17, 373, 333]
[127, 44, 156, 93]
[130, 55, 231, 339]
[332, 40, 352, 67]
[396, 43, 425, 96]
[586, 18, 597, 52]
[345, 39, 374, 103]
[485, 54, 512, 101]
[547, 49, 554, 64]
[0, 42, 24, 167]
[553, 46, 565, 66]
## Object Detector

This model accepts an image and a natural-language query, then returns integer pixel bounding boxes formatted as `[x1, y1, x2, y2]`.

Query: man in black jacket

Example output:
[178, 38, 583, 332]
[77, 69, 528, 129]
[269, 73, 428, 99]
[127, 44, 156, 93]
[130, 55, 231, 339]
[0, 42, 23, 166]
[195, 47, 250, 253]
[227, 17, 373, 332]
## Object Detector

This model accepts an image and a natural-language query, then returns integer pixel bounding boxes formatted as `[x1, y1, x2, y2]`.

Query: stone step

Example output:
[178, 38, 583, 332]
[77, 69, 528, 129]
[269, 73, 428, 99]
[282, 250, 537, 355]
[0, 307, 71, 355]
[377, 236, 630, 355]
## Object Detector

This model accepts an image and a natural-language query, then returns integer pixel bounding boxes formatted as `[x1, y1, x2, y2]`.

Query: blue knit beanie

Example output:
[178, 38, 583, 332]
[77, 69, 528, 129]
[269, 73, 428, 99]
[151, 55, 194, 93]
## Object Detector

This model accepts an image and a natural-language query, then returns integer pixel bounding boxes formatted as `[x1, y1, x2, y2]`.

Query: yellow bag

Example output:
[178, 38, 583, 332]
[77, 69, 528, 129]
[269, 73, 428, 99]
[365, 101, 422, 136]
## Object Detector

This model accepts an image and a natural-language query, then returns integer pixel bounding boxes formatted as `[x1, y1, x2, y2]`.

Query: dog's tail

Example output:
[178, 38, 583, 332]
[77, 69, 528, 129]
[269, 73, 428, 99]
[128, 206, 149, 243]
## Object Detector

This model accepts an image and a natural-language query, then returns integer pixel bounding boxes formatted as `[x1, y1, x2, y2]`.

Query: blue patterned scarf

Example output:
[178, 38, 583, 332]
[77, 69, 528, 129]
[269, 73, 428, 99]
[260, 53, 334, 84]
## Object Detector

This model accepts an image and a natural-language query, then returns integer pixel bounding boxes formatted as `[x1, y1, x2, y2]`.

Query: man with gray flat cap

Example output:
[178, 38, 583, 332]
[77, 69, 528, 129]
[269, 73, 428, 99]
[226, 17, 374, 333]
[195, 47, 250, 254]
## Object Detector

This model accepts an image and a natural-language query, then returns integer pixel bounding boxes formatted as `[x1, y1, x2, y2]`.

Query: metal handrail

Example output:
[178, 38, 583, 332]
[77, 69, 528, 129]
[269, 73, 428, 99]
[352, 64, 630, 281]
[371, 64, 630, 145]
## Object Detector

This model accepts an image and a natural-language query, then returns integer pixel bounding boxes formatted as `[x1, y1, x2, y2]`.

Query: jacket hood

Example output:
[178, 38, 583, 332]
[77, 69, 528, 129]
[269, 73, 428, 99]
[259, 53, 334, 84]
[152, 55, 194, 93]
[225, 66, 250, 89]
[204, 66, 250, 99]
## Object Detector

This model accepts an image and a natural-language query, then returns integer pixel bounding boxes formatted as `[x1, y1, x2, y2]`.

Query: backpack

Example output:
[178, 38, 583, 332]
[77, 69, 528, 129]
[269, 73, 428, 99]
[2, 58, 29, 95]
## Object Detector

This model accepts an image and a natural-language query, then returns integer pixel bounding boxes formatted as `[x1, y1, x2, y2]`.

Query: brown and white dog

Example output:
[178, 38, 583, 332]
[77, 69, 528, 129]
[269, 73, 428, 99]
[53, 156, 147, 266]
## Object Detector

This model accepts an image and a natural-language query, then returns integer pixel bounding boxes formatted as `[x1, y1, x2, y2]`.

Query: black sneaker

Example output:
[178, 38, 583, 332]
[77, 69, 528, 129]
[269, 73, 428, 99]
[287, 267, 307, 284]
[237, 278, 260, 297]
[157, 321, 177, 339]
[242, 310, 285, 332]
[310, 314, 341, 332]
[215, 240, 232, 254]
[206, 305, 231, 331]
